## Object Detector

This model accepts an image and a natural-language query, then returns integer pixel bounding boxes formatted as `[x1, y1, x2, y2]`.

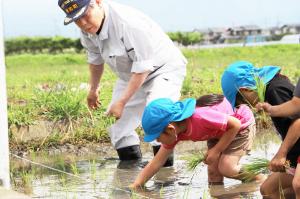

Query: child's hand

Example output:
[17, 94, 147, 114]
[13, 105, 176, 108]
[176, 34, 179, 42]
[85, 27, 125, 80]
[256, 102, 273, 115]
[128, 183, 144, 192]
[129, 183, 138, 189]
[204, 148, 221, 165]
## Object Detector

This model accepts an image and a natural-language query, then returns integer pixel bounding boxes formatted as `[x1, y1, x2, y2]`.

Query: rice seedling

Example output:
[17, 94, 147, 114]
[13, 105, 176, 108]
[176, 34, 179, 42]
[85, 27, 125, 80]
[239, 158, 269, 182]
[239, 158, 293, 182]
[59, 174, 68, 190]
[279, 177, 286, 199]
[185, 151, 205, 171]
[202, 190, 209, 199]
[20, 170, 34, 194]
[253, 75, 266, 104]
[182, 185, 191, 199]
[70, 162, 79, 175]
[89, 159, 97, 181]
[253, 74, 269, 129]
[159, 185, 164, 198]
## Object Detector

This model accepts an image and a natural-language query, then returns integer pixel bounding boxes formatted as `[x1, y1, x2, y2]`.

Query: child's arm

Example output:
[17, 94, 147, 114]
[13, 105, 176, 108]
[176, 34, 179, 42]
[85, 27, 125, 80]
[256, 96, 300, 117]
[205, 116, 241, 165]
[269, 118, 300, 171]
[130, 147, 173, 189]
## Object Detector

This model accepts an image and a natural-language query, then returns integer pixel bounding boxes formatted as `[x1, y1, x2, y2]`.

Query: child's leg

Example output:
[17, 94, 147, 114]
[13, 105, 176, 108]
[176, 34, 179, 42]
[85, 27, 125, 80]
[207, 139, 224, 183]
[293, 162, 300, 199]
[218, 154, 241, 179]
[207, 157, 224, 184]
[260, 172, 294, 199]
[218, 122, 256, 180]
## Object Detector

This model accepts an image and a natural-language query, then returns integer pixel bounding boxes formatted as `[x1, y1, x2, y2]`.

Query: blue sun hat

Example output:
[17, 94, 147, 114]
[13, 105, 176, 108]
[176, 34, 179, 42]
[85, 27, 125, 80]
[142, 98, 196, 142]
[58, 0, 91, 25]
[221, 61, 281, 108]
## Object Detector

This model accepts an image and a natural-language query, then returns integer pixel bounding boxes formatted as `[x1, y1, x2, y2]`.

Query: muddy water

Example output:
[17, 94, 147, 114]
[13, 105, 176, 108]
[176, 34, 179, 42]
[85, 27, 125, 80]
[11, 129, 282, 199]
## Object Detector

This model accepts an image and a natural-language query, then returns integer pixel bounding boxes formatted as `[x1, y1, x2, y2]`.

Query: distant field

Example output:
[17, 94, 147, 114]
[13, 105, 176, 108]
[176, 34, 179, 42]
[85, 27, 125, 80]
[5, 44, 300, 148]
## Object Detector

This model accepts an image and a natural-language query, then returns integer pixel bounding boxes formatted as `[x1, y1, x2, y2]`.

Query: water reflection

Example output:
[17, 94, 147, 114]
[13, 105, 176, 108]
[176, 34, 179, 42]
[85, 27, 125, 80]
[11, 129, 282, 198]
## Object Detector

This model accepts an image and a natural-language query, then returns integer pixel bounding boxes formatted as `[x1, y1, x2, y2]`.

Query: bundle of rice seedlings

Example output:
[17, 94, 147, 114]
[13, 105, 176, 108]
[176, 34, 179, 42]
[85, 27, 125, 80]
[240, 158, 294, 182]
[239, 158, 270, 182]
[186, 152, 205, 171]
[253, 74, 269, 129]
[253, 75, 267, 104]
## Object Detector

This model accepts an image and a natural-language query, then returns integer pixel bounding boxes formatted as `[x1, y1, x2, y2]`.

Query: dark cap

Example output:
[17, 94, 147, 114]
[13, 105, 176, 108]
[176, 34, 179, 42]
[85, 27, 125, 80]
[58, 0, 91, 25]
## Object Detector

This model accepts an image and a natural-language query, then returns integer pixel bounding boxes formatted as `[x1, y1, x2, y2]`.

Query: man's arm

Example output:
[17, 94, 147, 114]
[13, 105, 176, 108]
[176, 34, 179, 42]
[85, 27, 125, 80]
[87, 63, 104, 109]
[270, 119, 300, 171]
[269, 97, 300, 117]
[106, 71, 150, 118]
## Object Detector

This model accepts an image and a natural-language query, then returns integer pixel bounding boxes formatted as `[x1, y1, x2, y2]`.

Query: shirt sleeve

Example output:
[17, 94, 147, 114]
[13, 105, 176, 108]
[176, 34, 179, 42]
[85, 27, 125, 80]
[80, 31, 105, 66]
[122, 24, 155, 73]
[200, 109, 228, 132]
[294, 78, 300, 97]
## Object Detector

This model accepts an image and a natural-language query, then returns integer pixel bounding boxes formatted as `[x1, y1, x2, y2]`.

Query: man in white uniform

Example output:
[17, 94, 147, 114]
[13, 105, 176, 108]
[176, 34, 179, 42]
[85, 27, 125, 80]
[58, 0, 187, 166]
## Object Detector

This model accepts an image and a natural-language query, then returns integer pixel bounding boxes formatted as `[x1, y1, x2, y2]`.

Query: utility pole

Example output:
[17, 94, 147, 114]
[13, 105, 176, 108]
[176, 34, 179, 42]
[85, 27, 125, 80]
[0, 0, 11, 189]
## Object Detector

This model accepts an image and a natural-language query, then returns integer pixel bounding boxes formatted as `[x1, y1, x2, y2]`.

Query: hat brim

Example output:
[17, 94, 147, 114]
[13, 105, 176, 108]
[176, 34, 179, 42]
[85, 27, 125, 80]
[144, 132, 162, 142]
[64, 5, 89, 25]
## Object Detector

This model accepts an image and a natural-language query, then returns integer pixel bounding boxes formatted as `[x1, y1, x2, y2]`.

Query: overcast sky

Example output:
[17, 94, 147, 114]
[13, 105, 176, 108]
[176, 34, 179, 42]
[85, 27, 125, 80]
[2, 0, 300, 38]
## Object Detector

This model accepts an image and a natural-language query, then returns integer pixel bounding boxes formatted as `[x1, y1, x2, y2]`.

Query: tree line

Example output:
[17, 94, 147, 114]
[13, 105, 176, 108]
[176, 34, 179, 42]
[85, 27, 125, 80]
[5, 32, 203, 55]
[5, 36, 83, 55]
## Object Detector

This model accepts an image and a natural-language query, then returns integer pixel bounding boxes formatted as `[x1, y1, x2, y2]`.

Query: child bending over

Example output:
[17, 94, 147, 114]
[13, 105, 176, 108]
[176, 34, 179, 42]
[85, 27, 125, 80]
[130, 94, 259, 189]
[221, 61, 300, 199]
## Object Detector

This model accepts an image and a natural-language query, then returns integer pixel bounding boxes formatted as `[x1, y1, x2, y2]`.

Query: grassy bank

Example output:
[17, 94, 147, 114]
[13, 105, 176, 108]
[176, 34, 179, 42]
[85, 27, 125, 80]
[6, 44, 300, 151]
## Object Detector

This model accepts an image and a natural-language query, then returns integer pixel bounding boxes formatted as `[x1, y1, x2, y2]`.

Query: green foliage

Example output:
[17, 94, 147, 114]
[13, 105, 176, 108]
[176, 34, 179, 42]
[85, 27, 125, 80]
[167, 31, 203, 46]
[8, 105, 35, 129]
[33, 88, 87, 130]
[6, 44, 300, 148]
[5, 37, 83, 55]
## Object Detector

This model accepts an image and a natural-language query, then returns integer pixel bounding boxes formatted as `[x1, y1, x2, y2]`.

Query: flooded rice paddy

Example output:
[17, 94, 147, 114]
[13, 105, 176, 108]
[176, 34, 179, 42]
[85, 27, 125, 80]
[11, 129, 281, 199]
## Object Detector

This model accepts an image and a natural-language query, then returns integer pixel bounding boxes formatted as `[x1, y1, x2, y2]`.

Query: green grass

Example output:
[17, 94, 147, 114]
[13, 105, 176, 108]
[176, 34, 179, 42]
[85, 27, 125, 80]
[5, 44, 300, 149]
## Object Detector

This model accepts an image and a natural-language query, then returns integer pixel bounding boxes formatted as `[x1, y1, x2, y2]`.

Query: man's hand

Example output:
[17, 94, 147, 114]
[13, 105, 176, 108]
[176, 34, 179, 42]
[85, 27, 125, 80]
[269, 153, 287, 172]
[204, 148, 221, 165]
[106, 100, 125, 119]
[87, 90, 101, 110]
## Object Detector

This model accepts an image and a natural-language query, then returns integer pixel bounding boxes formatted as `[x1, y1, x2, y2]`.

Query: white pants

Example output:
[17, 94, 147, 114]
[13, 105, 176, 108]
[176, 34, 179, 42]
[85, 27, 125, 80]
[108, 65, 186, 149]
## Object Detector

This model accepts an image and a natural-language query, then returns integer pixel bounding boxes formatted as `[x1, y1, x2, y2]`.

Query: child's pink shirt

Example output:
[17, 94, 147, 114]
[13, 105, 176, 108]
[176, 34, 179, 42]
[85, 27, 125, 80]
[163, 98, 255, 149]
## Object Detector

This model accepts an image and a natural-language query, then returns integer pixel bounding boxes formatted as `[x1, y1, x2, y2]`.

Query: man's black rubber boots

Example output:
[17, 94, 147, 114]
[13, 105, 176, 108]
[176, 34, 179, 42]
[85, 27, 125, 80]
[116, 145, 142, 161]
[152, 145, 174, 167]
